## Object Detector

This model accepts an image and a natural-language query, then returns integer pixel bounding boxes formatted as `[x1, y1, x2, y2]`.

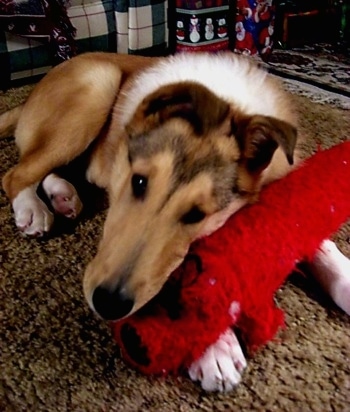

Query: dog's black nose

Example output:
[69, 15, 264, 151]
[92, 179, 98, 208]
[92, 284, 134, 320]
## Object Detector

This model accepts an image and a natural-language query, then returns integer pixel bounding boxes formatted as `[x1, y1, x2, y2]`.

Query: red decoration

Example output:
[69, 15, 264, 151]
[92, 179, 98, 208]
[112, 141, 350, 376]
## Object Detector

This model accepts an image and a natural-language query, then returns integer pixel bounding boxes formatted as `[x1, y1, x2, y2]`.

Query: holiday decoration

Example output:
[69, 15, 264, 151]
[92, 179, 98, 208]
[235, 0, 275, 58]
[173, 1, 231, 52]
[112, 141, 350, 376]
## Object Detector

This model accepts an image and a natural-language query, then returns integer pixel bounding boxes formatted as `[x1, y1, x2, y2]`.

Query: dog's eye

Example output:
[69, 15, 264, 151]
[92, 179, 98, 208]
[181, 206, 206, 225]
[131, 174, 148, 199]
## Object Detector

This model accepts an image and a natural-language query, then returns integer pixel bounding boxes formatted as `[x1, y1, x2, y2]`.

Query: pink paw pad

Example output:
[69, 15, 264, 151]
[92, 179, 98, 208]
[49, 193, 81, 218]
[42, 174, 83, 219]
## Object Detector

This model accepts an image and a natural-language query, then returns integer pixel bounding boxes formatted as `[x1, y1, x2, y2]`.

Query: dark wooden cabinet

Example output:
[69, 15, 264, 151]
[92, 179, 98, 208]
[274, 0, 342, 48]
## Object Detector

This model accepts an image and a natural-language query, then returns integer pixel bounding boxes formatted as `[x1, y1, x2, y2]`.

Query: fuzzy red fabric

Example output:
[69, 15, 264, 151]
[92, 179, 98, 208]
[112, 141, 350, 376]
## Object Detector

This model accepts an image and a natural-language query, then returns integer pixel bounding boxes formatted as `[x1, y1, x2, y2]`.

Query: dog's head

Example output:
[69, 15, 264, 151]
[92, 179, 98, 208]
[84, 81, 297, 321]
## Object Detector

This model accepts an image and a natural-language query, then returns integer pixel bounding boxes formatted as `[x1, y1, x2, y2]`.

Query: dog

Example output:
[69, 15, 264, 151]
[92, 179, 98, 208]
[1, 52, 349, 392]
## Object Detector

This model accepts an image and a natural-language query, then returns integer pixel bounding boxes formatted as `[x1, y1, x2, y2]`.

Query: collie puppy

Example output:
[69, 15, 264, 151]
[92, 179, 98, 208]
[1, 52, 349, 391]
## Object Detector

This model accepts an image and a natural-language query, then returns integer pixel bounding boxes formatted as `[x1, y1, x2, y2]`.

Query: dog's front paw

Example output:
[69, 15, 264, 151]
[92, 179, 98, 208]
[42, 174, 83, 219]
[188, 328, 247, 392]
[13, 187, 54, 237]
[311, 240, 350, 315]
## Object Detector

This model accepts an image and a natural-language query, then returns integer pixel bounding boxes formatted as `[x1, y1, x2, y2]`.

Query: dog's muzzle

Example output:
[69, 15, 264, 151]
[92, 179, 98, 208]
[92, 284, 134, 320]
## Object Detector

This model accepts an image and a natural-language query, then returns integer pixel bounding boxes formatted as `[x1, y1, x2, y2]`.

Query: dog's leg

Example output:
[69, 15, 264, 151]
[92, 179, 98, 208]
[2, 55, 123, 236]
[3, 135, 93, 236]
[309, 239, 350, 315]
[42, 173, 83, 219]
[188, 328, 247, 392]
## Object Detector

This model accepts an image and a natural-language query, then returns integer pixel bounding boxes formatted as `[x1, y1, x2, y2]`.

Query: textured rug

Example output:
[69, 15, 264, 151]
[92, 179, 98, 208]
[1, 77, 350, 411]
[264, 44, 350, 99]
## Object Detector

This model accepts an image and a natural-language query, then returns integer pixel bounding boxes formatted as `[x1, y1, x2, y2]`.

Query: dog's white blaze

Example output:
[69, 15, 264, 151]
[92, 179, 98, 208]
[118, 53, 282, 127]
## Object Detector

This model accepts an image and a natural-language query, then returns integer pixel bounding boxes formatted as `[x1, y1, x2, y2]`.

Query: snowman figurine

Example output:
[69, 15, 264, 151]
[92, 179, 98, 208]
[217, 17, 228, 38]
[204, 18, 214, 41]
[176, 21, 185, 41]
[189, 15, 200, 43]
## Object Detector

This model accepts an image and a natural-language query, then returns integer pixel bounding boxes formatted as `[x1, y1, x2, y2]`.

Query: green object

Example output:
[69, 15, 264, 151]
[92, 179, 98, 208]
[339, 0, 350, 42]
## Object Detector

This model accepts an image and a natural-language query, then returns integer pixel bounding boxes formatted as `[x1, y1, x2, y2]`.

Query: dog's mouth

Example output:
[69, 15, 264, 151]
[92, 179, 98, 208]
[82, 218, 187, 320]
[83, 245, 188, 321]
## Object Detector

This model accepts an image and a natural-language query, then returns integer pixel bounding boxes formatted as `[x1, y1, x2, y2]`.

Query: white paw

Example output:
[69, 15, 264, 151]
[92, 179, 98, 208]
[311, 240, 350, 315]
[42, 173, 82, 219]
[188, 328, 247, 392]
[13, 187, 54, 237]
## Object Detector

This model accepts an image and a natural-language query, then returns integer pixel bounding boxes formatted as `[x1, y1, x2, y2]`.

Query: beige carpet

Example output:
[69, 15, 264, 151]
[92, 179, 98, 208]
[0, 84, 350, 412]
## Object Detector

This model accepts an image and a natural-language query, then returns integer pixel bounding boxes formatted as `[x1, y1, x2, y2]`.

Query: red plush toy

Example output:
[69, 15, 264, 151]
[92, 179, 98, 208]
[112, 141, 350, 376]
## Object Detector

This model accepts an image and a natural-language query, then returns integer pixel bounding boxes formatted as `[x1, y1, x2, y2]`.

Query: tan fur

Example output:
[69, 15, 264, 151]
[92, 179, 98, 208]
[2, 53, 158, 200]
[0, 52, 299, 319]
[0, 105, 23, 139]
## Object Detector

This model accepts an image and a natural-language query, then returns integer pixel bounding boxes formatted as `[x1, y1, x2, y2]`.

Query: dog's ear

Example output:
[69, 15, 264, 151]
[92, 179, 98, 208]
[235, 115, 297, 174]
[126, 82, 230, 137]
